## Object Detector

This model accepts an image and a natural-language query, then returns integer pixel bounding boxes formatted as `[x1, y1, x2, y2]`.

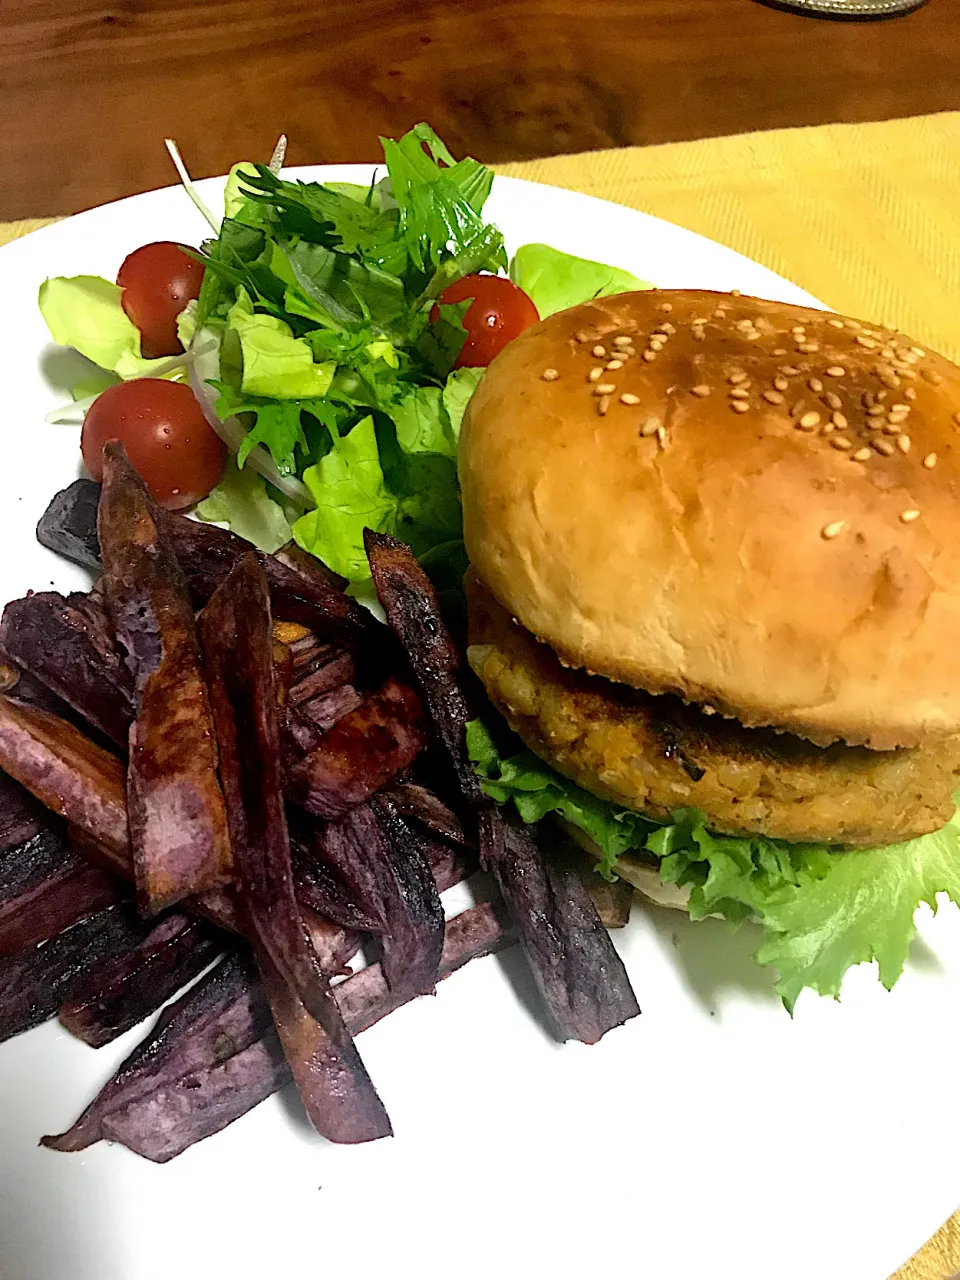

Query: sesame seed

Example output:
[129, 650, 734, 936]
[822, 521, 846, 540]
[798, 343, 819, 354]
[808, 377, 824, 393]
[639, 417, 660, 437]
[825, 392, 843, 410]
[575, 330, 591, 343]
[772, 348, 787, 356]
[773, 375, 790, 392]
[826, 366, 846, 378]
[873, 439, 895, 456]
[731, 401, 750, 414]
[592, 345, 607, 358]
[923, 452, 938, 468]
[781, 366, 800, 376]
[879, 372, 901, 390]
[828, 318, 845, 329]
[799, 411, 821, 429]
[642, 350, 657, 362]
[656, 425, 668, 448]
[622, 346, 637, 358]
[649, 335, 666, 348]
[867, 403, 886, 418]
[659, 323, 677, 336]
[882, 422, 904, 436]
[541, 368, 559, 381]
[889, 403, 911, 414]
[821, 422, 835, 435]
[900, 509, 921, 523]
[904, 387, 917, 401]
[658, 302, 673, 313]
[595, 383, 617, 395]
[729, 388, 750, 400]
[730, 289, 741, 296]
[880, 347, 896, 361]
[845, 319, 862, 331]
[735, 319, 752, 330]
[887, 411, 911, 426]
[877, 390, 889, 401]
[606, 359, 624, 370]
[589, 368, 604, 383]
[897, 434, 911, 453]
[597, 395, 611, 416]
[853, 447, 873, 461]
[831, 437, 852, 451]
[856, 335, 877, 349]
[911, 346, 926, 358]
[832, 411, 848, 429]
[902, 351, 919, 365]
[620, 392, 641, 405]
[922, 369, 943, 385]
[763, 390, 785, 405]
[728, 370, 749, 385]
[900, 369, 918, 380]
[613, 335, 633, 347]
[691, 385, 711, 398]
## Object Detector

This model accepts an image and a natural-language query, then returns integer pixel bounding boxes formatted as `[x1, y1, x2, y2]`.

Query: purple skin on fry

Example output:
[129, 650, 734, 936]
[97, 443, 232, 914]
[58, 911, 225, 1047]
[287, 676, 428, 820]
[364, 529, 641, 1045]
[199, 553, 391, 1144]
[0, 592, 133, 747]
[43, 903, 505, 1162]
[1, 905, 156, 1044]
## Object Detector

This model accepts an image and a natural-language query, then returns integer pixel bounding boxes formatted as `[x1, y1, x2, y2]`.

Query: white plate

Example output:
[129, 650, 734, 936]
[0, 169, 955, 1280]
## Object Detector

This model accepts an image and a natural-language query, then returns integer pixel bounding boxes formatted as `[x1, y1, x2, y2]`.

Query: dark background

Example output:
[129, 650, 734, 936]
[3, 0, 957, 219]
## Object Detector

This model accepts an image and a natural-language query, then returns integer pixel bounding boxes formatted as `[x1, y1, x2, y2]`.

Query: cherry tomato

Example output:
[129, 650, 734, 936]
[431, 274, 539, 368]
[116, 242, 205, 359]
[81, 379, 226, 511]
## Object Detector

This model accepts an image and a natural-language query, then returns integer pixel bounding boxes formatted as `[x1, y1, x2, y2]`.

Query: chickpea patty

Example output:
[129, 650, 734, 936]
[466, 572, 960, 848]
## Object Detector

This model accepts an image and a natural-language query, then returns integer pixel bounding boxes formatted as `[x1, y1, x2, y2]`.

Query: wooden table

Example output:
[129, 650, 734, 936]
[2, 0, 956, 219]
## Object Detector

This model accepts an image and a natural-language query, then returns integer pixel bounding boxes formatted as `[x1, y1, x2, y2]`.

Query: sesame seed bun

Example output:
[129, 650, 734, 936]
[458, 289, 960, 750]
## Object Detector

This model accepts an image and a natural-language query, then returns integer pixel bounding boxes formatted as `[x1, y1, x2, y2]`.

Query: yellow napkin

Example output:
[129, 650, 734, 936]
[4, 112, 960, 1280]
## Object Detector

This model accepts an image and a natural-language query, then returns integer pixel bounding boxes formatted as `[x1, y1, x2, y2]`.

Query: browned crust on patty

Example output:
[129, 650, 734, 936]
[466, 571, 960, 847]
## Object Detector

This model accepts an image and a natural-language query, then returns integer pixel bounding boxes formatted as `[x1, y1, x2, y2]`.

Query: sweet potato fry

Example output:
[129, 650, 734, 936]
[98, 444, 232, 913]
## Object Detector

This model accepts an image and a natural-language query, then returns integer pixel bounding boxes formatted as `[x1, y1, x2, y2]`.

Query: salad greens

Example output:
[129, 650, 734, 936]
[38, 125, 655, 586]
[510, 243, 652, 318]
[467, 719, 960, 1012]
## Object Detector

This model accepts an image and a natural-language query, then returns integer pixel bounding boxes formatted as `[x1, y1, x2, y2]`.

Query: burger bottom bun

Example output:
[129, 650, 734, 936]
[466, 571, 960, 848]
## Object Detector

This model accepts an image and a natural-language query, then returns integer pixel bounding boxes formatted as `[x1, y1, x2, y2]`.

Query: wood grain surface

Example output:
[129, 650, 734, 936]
[2, 0, 957, 218]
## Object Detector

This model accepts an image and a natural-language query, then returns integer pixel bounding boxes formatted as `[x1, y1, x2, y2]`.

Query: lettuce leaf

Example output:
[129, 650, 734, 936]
[510, 244, 652, 318]
[38, 276, 178, 379]
[292, 415, 461, 582]
[466, 719, 960, 1010]
[225, 288, 335, 400]
[442, 367, 484, 440]
[195, 453, 294, 552]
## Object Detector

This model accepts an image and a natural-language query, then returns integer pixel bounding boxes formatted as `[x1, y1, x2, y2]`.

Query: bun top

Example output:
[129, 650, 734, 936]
[458, 289, 960, 749]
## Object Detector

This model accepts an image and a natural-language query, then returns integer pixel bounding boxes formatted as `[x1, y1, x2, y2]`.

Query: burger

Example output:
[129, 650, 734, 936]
[458, 289, 960, 1010]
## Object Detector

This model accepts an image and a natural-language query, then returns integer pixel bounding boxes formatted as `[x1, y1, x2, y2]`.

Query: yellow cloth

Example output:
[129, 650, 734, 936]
[3, 112, 960, 1280]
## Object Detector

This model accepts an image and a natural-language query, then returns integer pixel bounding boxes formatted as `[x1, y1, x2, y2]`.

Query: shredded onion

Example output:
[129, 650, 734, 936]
[188, 331, 315, 509]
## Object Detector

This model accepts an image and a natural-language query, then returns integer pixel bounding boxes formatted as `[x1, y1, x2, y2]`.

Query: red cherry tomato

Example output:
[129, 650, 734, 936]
[116, 242, 205, 359]
[432, 274, 539, 368]
[81, 379, 226, 511]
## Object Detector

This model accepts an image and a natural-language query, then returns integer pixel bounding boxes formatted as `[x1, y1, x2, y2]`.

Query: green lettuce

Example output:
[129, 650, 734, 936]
[226, 288, 335, 400]
[195, 453, 294, 552]
[38, 276, 176, 379]
[292, 415, 461, 582]
[510, 243, 652, 318]
[442, 367, 484, 440]
[466, 719, 960, 1011]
